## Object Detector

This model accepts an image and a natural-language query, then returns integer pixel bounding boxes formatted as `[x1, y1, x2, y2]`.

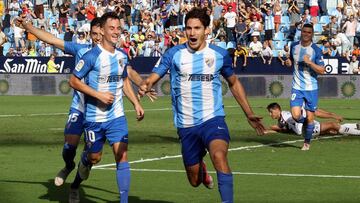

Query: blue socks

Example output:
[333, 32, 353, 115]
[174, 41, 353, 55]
[217, 171, 233, 203]
[71, 151, 91, 189]
[305, 123, 315, 144]
[62, 143, 76, 170]
[116, 162, 131, 203]
[294, 115, 305, 124]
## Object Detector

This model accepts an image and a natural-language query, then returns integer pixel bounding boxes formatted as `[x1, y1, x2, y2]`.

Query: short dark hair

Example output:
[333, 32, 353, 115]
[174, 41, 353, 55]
[91, 17, 101, 29]
[185, 7, 210, 28]
[99, 12, 120, 27]
[302, 23, 314, 32]
[266, 102, 281, 111]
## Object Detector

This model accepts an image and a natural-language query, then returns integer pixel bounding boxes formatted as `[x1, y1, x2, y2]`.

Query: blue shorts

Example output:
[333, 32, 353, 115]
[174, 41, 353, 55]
[83, 116, 128, 153]
[290, 89, 318, 112]
[64, 108, 84, 136]
[177, 116, 230, 167]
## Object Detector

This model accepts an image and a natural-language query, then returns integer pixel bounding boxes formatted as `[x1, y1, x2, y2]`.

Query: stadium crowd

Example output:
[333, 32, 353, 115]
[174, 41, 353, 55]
[0, 0, 360, 69]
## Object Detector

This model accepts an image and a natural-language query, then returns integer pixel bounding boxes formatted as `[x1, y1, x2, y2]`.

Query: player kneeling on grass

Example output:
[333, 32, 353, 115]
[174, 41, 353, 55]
[265, 102, 360, 138]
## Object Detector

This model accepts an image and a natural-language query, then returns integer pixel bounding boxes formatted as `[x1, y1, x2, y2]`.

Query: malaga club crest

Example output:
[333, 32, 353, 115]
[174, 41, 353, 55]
[205, 57, 214, 67]
[118, 59, 124, 67]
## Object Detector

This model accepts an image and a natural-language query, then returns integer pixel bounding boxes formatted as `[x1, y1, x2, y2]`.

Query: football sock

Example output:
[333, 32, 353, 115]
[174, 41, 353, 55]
[117, 162, 130, 203]
[304, 123, 315, 144]
[70, 172, 83, 189]
[339, 124, 360, 135]
[217, 171, 233, 203]
[62, 143, 76, 170]
[81, 151, 91, 167]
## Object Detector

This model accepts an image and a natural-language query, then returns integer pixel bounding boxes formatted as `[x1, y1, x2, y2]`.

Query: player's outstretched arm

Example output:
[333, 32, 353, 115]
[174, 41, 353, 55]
[123, 77, 144, 121]
[138, 73, 161, 98]
[69, 75, 114, 105]
[226, 74, 265, 135]
[127, 66, 157, 102]
[303, 55, 325, 74]
[18, 16, 65, 50]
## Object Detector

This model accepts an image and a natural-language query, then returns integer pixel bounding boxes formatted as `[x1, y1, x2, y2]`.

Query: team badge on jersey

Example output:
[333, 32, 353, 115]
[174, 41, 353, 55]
[205, 57, 214, 67]
[118, 59, 124, 67]
[75, 60, 84, 71]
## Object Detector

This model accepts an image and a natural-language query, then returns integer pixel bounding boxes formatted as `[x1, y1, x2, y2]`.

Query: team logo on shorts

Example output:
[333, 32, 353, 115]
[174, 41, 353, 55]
[205, 57, 214, 67]
[75, 60, 84, 71]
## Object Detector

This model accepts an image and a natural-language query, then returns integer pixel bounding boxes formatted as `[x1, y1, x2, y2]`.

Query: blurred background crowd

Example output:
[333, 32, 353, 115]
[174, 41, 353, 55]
[0, 0, 359, 67]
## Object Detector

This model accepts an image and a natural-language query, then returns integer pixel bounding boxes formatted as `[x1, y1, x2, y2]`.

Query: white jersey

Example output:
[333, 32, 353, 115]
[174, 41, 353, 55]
[279, 110, 320, 136]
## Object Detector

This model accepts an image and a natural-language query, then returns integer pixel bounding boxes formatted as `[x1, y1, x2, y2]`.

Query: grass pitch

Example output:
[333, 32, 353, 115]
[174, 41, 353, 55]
[1, 96, 360, 203]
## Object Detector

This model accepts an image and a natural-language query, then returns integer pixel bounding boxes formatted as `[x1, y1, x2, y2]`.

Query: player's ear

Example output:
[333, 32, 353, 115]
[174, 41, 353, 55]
[205, 27, 210, 35]
[100, 27, 105, 36]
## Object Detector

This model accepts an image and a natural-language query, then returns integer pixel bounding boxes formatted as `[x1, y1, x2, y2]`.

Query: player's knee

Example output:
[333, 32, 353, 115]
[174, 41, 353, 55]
[115, 151, 127, 162]
[89, 153, 102, 164]
[210, 150, 227, 163]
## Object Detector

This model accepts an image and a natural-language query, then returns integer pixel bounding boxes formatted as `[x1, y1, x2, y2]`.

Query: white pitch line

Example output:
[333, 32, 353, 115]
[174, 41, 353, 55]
[94, 168, 360, 179]
[92, 135, 343, 169]
[0, 114, 21, 118]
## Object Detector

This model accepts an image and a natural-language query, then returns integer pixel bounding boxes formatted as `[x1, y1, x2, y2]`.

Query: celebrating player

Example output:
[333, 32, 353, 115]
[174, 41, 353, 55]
[69, 12, 144, 203]
[266, 102, 360, 137]
[285, 23, 325, 150]
[138, 7, 265, 203]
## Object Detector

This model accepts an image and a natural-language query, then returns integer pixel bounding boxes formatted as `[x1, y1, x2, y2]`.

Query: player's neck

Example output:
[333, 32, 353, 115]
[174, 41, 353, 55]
[300, 40, 312, 47]
[101, 40, 116, 53]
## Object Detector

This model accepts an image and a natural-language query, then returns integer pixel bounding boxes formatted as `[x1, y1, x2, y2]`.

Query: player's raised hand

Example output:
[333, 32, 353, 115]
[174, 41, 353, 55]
[285, 58, 292, 67]
[98, 91, 114, 105]
[247, 114, 266, 135]
[134, 104, 144, 121]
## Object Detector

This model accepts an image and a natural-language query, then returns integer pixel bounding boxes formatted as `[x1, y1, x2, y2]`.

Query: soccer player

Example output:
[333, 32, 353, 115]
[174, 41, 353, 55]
[266, 102, 360, 137]
[138, 8, 265, 203]
[69, 12, 144, 203]
[19, 16, 155, 190]
[285, 23, 325, 151]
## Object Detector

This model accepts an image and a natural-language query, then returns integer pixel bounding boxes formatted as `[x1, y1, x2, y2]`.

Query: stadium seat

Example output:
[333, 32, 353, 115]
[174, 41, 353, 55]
[319, 16, 330, 24]
[3, 42, 11, 56]
[216, 41, 227, 49]
[226, 41, 236, 49]
[327, 8, 337, 16]
[314, 23, 323, 34]
[272, 50, 279, 57]
[129, 25, 138, 33]
[273, 32, 285, 41]
[58, 33, 64, 40]
[281, 16, 290, 24]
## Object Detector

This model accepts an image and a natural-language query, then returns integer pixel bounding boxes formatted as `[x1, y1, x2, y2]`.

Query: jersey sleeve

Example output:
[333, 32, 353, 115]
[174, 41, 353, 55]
[72, 52, 95, 79]
[152, 50, 172, 77]
[220, 52, 234, 78]
[314, 47, 325, 66]
[122, 65, 128, 78]
[64, 41, 83, 56]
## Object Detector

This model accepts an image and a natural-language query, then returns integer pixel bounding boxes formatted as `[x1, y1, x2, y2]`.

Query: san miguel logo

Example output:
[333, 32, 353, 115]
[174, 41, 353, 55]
[0, 58, 68, 74]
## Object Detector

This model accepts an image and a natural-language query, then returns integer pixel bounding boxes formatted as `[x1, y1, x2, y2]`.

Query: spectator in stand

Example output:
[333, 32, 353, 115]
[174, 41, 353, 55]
[123, 0, 132, 26]
[96, 1, 105, 18]
[309, 0, 319, 23]
[76, 32, 87, 44]
[352, 44, 360, 57]
[28, 45, 37, 56]
[13, 18, 25, 49]
[122, 35, 131, 54]
[234, 16, 248, 45]
[3, 9, 11, 36]
[323, 16, 340, 39]
[249, 6, 262, 22]
[342, 15, 358, 51]
[143, 34, 155, 57]
[332, 32, 352, 58]
[59, 1, 71, 33]
[34, 0, 44, 18]
[248, 15, 262, 39]
[133, 0, 143, 25]
[169, 30, 179, 48]
[74, 1, 86, 30]
[47, 54, 58, 73]
[348, 55, 359, 74]
[319, 40, 332, 56]
[26, 22, 37, 48]
[233, 43, 248, 67]
[86, 1, 96, 23]
[262, 7, 275, 48]
[6, 47, 15, 56]
[343, 0, 357, 18]
[51, 0, 63, 16]
[36, 13, 48, 31]
[128, 40, 138, 60]
[151, 40, 162, 57]
[249, 36, 262, 57]
[333, 5, 344, 26]
[169, 0, 180, 31]
[278, 44, 290, 66]
[212, 0, 224, 31]
[0, 26, 6, 56]
[288, 0, 301, 40]
[260, 41, 273, 65]
[273, 0, 282, 33]
[9, 0, 20, 20]
[63, 25, 74, 42]
[223, 5, 237, 42]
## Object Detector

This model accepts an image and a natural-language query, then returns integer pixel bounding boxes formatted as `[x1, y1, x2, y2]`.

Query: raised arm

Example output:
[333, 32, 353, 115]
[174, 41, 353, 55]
[19, 17, 65, 50]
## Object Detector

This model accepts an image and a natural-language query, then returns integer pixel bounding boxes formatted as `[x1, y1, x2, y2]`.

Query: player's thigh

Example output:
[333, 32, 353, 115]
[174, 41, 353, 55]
[83, 122, 106, 153]
[64, 109, 84, 145]
[177, 126, 207, 167]
[290, 89, 305, 109]
[303, 90, 319, 112]
[112, 142, 128, 162]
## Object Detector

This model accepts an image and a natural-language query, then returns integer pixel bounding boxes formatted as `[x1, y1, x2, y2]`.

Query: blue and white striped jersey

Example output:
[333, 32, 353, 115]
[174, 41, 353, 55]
[153, 43, 234, 128]
[290, 41, 324, 91]
[73, 45, 128, 122]
[65, 42, 92, 113]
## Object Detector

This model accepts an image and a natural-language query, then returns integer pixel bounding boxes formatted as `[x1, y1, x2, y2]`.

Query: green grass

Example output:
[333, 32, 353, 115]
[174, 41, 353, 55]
[1, 96, 360, 202]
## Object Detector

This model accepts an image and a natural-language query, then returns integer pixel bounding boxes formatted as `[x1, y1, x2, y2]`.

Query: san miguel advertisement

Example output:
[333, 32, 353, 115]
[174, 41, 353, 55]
[0, 57, 75, 74]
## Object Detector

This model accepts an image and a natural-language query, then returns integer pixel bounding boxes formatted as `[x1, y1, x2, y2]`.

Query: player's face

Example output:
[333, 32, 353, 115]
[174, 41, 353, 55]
[185, 18, 208, 51]
[101, 18, 121, 46]
[90, 25, 102, 45]
[300, 27, 313, 44]
[268, 108, 281, 120]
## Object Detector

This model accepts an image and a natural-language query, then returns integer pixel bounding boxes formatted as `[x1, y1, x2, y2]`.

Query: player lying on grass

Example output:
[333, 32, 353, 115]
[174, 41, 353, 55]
[265, 102, 360, 137]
